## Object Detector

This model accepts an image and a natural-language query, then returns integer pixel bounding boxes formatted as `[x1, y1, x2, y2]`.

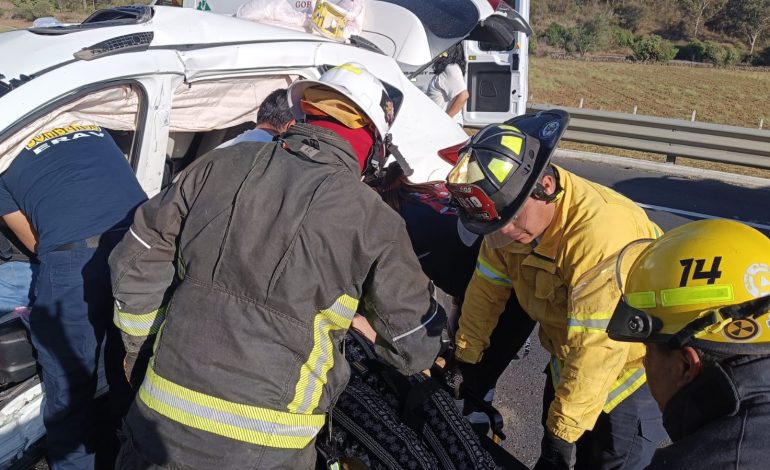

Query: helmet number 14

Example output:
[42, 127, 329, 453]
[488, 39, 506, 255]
[679, 257, 723, 287]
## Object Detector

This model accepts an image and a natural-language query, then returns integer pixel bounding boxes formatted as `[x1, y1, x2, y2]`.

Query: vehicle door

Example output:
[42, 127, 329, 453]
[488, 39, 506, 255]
[463, 0, 532, 126]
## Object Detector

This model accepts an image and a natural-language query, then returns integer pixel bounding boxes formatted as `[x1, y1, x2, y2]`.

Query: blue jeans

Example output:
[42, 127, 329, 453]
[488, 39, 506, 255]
[0, 261, 38, 314]
[22, 234, 131, 470]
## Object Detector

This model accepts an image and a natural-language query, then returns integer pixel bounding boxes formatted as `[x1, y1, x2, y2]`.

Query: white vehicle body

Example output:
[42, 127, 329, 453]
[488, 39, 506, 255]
[463, 0, 531, 125]
[0, 4, 482, 466]
[176, 0, 533, 126]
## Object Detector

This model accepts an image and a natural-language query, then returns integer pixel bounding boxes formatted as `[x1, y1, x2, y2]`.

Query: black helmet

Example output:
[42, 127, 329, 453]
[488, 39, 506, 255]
[446, 109, 569, 235]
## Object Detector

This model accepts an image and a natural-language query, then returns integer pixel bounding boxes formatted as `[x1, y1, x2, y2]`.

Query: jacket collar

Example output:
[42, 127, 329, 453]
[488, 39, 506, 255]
[280, 123, 360, 176]
[663, 354, 770, 441]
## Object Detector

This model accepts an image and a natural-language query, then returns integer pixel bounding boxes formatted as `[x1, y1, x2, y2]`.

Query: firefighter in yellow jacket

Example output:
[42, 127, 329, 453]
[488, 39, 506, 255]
[445, 110, 667, 469]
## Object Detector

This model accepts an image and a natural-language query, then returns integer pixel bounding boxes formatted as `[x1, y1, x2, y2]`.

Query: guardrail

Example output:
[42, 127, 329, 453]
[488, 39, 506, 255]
[478, 104, 770, 170]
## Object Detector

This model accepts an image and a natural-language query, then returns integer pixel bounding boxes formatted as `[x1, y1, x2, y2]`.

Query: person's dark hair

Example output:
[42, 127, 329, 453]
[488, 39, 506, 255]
[369, 163, 443, 213]
[650, 342, 738, 368]
[256, 88, 294, 130]
[432, 43, 466, 76]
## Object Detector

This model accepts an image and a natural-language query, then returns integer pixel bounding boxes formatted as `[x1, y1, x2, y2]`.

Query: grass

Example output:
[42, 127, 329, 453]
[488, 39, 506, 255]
[528, 57, 770, 178]
[529, 57, 770, 129]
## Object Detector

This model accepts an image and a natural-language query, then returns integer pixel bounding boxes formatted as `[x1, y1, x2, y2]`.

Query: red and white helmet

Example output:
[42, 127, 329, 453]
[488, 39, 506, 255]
[287, 62, 396, 140]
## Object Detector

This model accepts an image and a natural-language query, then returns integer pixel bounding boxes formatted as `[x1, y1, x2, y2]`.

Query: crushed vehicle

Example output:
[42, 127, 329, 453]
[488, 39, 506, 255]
[0, 1, 527, 467]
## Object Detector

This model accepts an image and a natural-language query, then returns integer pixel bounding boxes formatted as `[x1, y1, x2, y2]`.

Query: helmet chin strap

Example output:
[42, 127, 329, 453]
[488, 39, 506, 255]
[365, 133, 414, 178]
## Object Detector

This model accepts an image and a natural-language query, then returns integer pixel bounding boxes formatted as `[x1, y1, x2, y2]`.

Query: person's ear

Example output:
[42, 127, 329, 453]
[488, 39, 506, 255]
[677, 346, 704, 387]
[541, 174, 557, 196]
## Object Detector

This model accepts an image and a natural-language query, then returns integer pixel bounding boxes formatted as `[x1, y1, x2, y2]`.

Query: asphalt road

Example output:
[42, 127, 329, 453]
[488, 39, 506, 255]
[493, 154, 770, 466]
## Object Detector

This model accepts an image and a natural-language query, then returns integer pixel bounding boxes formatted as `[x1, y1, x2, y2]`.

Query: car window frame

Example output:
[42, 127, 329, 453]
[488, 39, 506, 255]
[0, 79, 149, 170]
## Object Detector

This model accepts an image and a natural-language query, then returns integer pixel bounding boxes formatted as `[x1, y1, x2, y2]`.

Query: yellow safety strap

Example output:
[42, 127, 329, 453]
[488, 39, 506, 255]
[288, 294, 359, 414]
[113, 305, 166, 337]
[475, 257, 513, 287]
[139, 365, 325, 449]
[549, 356, 646, 413]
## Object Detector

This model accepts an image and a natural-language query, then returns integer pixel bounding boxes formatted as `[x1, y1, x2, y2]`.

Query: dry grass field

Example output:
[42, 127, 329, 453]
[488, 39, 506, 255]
[529, 57, 770, 178]
[530, 57, 770, 129]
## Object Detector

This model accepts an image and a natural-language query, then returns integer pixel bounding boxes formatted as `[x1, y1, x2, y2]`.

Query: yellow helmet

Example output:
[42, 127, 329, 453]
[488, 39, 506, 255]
[608, 219, 770, 354]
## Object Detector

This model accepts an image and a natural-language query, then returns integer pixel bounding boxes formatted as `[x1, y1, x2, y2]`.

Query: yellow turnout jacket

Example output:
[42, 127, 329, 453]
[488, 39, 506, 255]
[455, 166, 661, 443]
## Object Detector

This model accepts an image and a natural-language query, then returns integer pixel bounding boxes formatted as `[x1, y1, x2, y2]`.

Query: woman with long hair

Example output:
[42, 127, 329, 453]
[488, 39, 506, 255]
[426, 43, 470, 125]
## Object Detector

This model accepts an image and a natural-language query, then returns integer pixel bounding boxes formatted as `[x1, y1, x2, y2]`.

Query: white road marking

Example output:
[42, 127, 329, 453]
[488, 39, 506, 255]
[638, 203, 770, 232]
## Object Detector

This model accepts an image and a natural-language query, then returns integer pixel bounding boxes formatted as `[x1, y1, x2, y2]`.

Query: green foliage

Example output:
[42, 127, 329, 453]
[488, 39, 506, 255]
[677, 39, 707, 60]
[611, 27, 638, 48]
[614, 4, 645, 32]
[544, 22, 572, 48]
[677, 39, 745, 65]
[571, 18, 611, 56]
[11, 0, 55, 20]
[631, 35, 679, 62]
[751, 45, 770, 65]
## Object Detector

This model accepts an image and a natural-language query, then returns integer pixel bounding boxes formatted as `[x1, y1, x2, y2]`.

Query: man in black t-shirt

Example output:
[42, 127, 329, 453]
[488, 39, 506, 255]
[0, 123, 146, 469]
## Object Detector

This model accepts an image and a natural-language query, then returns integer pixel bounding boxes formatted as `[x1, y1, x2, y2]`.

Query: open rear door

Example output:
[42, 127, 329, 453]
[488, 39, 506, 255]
[360, 0, 524, 68]
[463, 0, 532, 126]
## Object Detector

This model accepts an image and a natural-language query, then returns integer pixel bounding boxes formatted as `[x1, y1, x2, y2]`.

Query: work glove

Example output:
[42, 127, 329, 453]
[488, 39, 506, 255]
[442, 356, 476, 400]
[124, 349, 152, 389]
[534, 431, 576, 470]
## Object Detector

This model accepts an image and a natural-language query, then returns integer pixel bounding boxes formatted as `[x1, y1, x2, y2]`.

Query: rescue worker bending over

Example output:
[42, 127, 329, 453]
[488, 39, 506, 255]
[445, 111, 667, 470]
[606, 219, 770, 469]
[109, 63, 445, 469]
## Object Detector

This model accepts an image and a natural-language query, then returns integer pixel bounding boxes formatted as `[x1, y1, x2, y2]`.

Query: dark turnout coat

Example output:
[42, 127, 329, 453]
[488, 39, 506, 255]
[109, 124, 444, 469]
[647, 354, 770, 469]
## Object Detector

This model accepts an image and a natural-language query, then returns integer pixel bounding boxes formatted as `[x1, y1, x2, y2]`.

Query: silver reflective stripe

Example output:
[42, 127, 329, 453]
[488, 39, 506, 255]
[327, 298, 356, 324]
[294, 317, 336, 414]
[130, 227, 151, 249]
[288, 295, 358, 414]
[113, 307, 166, 337]
[605, 368, 645, 406]
[566, 318, 611, 330]
[393, 306, 438, 342]
[142, 372, 319, 438]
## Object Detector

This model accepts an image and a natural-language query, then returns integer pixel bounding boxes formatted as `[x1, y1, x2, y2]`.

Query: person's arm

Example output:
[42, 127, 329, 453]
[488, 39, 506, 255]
[443, 63, 469, 119]
[446, 90, 469, 119]
[1, 211, 36, 253]
[454, 240, 514, 364]
[545, 228, 639, 444]
[359, 219, 446, 376]
[109, 161, 209, 356]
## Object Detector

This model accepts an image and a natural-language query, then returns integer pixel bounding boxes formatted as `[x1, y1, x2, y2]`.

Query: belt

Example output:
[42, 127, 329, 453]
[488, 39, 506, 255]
[53, 228, 128, 252]
[54, 235, 103, 252]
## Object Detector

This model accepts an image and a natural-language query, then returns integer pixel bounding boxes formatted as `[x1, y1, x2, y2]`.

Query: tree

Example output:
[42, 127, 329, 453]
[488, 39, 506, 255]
[677, 0, 727, 38]
[571, 18, 611, 56]
[631, 35, 679, 62]
[718, 0, 770, 54]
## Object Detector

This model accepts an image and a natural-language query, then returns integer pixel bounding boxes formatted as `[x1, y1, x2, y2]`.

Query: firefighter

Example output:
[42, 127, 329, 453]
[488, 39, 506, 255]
[444, 111, 667, 469]
[109, 63, 445, 469]
[606, 219, 770, 469]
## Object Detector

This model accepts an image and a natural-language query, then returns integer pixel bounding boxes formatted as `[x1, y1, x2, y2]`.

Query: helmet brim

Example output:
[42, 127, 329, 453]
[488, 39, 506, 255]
[459, 109, 570, 235]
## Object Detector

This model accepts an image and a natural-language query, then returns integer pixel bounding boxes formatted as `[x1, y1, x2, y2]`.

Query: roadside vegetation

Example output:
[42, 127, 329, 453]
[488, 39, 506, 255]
[531, 0, 770, 66]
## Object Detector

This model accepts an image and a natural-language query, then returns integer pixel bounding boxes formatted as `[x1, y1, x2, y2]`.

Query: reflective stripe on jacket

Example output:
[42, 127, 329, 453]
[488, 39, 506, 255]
[109, 124, 444, 468]
[456, 166, 661, 443]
